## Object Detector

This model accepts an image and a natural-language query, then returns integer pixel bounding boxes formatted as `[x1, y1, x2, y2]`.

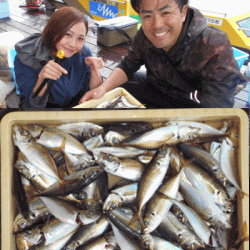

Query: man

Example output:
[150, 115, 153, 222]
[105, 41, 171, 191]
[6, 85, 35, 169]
[80, 0, 247, 108]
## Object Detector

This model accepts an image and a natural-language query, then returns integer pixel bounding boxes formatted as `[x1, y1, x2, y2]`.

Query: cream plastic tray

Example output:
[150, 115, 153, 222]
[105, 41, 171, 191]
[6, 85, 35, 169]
[1, 109, 249, 250]
[74, 87, 145, 109]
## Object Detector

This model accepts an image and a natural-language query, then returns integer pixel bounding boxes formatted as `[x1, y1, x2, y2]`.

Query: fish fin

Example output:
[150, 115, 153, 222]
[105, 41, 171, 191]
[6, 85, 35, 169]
[155, 190, 171, 200]
[128, 212, 142, 228]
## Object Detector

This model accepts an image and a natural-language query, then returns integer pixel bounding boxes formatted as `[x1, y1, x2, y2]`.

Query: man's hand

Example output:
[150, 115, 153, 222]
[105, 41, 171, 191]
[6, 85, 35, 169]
[79, 85, 106, 103]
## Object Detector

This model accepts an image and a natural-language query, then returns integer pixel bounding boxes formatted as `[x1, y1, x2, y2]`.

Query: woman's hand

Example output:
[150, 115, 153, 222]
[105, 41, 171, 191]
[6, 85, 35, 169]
[38, 60, 67, 82]
[33, 60, 67, 96]
[85, 57, 104, 90]
[85, 56, 104, 75]
[79, 85, 107, 104]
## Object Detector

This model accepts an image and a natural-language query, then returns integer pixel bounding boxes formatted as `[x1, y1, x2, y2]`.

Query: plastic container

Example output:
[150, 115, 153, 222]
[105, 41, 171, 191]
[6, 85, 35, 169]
[233, 47, 249, 70]
[0, 0, 10, 19]
[1, 109, 249, 250]
[96, 16, 139, 47]
[74, 87, 145, 108]
[7, 48, 20, 95]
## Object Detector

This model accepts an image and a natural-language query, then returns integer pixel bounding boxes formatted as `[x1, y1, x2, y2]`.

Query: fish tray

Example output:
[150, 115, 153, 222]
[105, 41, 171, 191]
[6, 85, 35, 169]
[73, 87, 145, 109]
[1, 108, 249, 250]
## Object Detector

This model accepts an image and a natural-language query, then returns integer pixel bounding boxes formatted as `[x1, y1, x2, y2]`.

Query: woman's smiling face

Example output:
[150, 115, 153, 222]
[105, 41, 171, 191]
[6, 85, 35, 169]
[140, 0, 187, 52]
[55, 21, 86, 58]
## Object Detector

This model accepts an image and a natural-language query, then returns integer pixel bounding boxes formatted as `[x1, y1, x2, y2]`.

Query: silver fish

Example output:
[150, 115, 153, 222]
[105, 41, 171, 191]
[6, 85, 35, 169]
[182, 163, 232, 208]
[40, 196, 101, 225]
[106, 208, 154, 250]
[13, 197, 50, 234]
[134, 145, 171, 227]
[37, 166, 104, 197]
[15, 151, 58, 192]
[167, 121, 226, 143]
[103, 183, 138, 210]
[92, 146, 148, 159]
[42, 218, 79, 246]
[28, 229, 78, 250]
[180, 181, 232, 230]
[178, 143, 228, 186]
[220, 137, 241, 190]
[111, 222, 141, 250]
[56, 122, 104, 142]
[13, 125, 59, 180]
[24, 124, 91, 156]
[158, 211, 205, 250]
[76, 232, 118, 250]
[169, 198, 217, 247]
[83, 134, 105, 150]
[104, 131, 126, 146]
[62, 216, 110, 250]
[143, 171, 182, 233]
[96, 152, 145, 181]
[153, 236, 183, 250]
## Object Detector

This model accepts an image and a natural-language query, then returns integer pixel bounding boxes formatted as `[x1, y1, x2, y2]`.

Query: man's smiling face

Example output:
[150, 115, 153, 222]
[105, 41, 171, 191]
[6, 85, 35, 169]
[139, 0, 188, 52]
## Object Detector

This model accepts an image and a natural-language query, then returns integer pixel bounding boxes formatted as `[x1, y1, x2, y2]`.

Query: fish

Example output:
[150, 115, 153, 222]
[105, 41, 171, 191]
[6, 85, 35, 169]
[24, 124, 91, 156]
[182, 162, 232, 208]
[179, 181, 232, 230]
[121, 123, 202, 149]
[56, 122, 104, 142]
[28, 229, 77, 250]
[132, 145, 171, 227]
[169, 198, 218, 247]
[42, 218, 79, 246]
[62, 216, 110, 250]
[92, 146, 149, 159]
[15, 233, 33, 250]
[220, 137, 241, 190]
[13, 197, 50, 234]
[178, 143, 228, 186]
[37, 166, 104, 197]
[158, 211, 205, 250]
[105, 208, 154, 250]
[13, 125, 59, 180]
[143, 170, 182, 233]
[103, 183, 138, 211]
[83, 134, 105, 150]
[64, 151, 95, 174]
[153, 236, 183, 250]
[40, 196, 101, 225]
[96, 152, 145, 181]
[13, 166, 30, 220]
[104, 131, 126, 146]
[110, 222, 141, 250]
[76, 231, 119, 250]
[15, 151, 58, 192]
[167, 121, 226, 143]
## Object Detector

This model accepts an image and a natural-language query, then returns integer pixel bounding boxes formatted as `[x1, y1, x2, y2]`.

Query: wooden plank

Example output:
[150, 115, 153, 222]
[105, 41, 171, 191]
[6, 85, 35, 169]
[235, 89, 249, 103]
[0, 18, 40, 35]
[7, 14, 46, 33]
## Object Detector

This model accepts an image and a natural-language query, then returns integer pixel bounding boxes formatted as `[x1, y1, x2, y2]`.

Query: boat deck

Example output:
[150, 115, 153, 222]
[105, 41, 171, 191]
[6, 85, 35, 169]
[0, 0, 249, 108]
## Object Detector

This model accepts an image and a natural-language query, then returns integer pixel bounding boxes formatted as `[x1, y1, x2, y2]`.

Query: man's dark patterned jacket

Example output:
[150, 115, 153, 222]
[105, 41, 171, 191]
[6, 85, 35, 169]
[117, 7, 247, 108]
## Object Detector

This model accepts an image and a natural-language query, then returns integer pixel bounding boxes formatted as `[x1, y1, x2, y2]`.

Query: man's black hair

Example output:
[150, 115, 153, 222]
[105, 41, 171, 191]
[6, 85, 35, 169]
[131, 0, 189, 13]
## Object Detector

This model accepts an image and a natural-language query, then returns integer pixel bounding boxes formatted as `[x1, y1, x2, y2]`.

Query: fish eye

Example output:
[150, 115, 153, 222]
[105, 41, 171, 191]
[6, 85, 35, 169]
[112, 138, 119, 144]
[217, 191, 221, 195]
[108, 154, 114, 161]
[143, 240, 150, 248]
[78, 191, 87, 200]
[110, 203, 117, 210]
[19, 220, 27, 229]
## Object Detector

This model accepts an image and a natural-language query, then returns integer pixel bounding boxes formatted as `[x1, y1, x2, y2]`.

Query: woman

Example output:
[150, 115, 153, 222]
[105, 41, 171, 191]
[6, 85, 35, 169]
[14, 7, 104, 108]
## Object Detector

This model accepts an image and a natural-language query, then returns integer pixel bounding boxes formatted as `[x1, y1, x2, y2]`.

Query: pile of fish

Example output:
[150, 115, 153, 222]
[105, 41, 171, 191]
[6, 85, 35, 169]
[11, 119, 246, 249]
[95, 96, 143, 109]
